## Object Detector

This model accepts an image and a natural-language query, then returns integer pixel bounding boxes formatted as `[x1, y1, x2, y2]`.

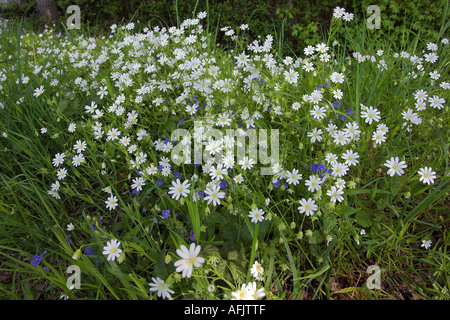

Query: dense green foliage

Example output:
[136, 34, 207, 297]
[1, 0, 447, 54]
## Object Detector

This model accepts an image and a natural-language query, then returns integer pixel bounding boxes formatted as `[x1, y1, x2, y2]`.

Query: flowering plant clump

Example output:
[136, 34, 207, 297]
[0, 6, 448, 300]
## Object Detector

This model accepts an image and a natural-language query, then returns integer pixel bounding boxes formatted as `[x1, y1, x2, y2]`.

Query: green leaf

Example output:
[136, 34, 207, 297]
[355, 211, 372, 227]
[221, 222, 239, 241]
[228, 261, 246, 283]
[309, 230, 324, 244]
[58, 100, 69, 112]
[323, 213, 337, 233]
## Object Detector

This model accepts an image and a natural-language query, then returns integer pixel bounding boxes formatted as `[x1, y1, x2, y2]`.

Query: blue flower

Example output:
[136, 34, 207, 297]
[340, 115, 346, 121]
[347, 109, 354, 115]
[197, 190, 204, 197]
[156, 178, 163, 186]
[273, 180, 280, 188]
[84, 247, 94, 256]
[190, 231, 196, 241]
[179, 119, 185, 126]
[220, 181, 227, 190]
[30, 251, 47, 268]
[332, 101, 341, 108]
[173, 172, 181, 179]
[162, 210, 171, 219]
[311, 163, 330, 179]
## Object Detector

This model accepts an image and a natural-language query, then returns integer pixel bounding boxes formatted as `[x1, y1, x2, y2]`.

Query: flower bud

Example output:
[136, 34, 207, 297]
[72, 249, 81, 260]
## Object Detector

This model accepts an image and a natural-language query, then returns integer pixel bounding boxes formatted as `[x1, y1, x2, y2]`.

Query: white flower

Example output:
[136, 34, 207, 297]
[72, 154, 85, 167]
[106, 128, 121, 141]
[231, 284, 254, 300]
[67, 223, 74, 231]
[102, 239, 122, 261]
[372, 130, 386, 144]
[310, 105, 327, 120]
[73, 140, 87, 153]
[56, 168, 68, 180]
[286, 168, 302, 185]
[168, 179, 191, 200]
[250, 261, 264, 279]
[52, 153, 66, 167]
[333, 89, 343, 100]
[360, 105, 381, 124]
[207, 284, 216, 292]
[149, 277, 174, 300]
[210, 163, 227, 181]
[333, 6, 345, 18]
[105, 194, 119, 210]
[384, 157, 407, 177]
[342, 12, 354, 21]
[33, 85, 44, 97]
[341, 150, 359, 166]
[174, 243, 205, 278]
[298, 198, 318, 216]
[68, 123, 76, 133]
[131, 177, 146, 192]
[418, 167, 436, 185]
[305, 175, 322, 192]
[204, 184, 226, 206]
[248, 208, 265, 223]
[330, 72, 344, 83]
[327, 186, 344, 203]
[238, 156, 255, 170]
[246, 282, 266, 299]
[271, 163, 282, 174]
[233, 173, 244, 184]
[421, 240, 432, 250]
[308, 128, 323, 143]
[332, 162, 349, 178]
[428, 95, 445, 110]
